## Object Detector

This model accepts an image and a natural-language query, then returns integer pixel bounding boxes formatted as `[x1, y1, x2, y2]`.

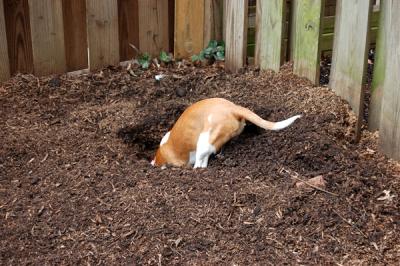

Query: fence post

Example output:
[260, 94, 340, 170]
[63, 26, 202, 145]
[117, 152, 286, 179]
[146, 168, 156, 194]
[138, 0, 170, 57]
[255, 0, 285, 72]
[62, 0, 88, 71]
[292, 0, 324, 85]
[0, 0, 10, 81]
[28, 0, 66, 76]
[379, 0, 400, 160]
[368, 1, 386, 131]
[329, 0, 373, 141]
[86, 0, 119, 71]
[225, 0, 247, 72]
[174, 0, 205, 59]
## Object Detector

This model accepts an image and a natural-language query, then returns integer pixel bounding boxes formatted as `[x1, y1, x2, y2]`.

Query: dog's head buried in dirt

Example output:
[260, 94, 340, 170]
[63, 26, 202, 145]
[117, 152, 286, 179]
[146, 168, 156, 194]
[151, 98, 301, 169]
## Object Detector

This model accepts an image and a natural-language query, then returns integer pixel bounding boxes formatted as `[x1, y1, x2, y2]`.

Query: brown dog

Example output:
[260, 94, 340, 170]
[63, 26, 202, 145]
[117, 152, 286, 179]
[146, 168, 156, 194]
[151, 98, 301, 168]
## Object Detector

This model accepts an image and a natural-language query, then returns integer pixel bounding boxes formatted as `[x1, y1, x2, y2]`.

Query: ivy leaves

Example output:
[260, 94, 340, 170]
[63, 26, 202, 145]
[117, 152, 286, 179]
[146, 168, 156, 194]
[191, 40, 225, 63]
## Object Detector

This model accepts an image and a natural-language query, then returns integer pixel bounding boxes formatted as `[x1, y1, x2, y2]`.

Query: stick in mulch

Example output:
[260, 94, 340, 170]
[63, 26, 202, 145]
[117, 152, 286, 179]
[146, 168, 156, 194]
[332, 209, 368, 239]
[281, 168, 338, 197]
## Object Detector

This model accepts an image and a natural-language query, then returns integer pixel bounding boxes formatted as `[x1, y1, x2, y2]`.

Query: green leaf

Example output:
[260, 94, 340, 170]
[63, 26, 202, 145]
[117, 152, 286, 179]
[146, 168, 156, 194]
[159, 51, 171, 63]
[198, 51, 205, 60]
[216, 45, 224, 52]
[141, 61, 150, 69]
[191, 54, 200, 62]
[203, 47, 214, 57]
[192, 40, 225, 64]
[215, 51, 224, 61]
[138, 53, 151, 69]
[207, 40, 218, 49]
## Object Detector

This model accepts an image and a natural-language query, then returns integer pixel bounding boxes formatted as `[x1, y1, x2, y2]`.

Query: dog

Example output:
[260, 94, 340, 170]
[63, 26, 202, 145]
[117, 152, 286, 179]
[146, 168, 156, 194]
[151, 98, 301, 168]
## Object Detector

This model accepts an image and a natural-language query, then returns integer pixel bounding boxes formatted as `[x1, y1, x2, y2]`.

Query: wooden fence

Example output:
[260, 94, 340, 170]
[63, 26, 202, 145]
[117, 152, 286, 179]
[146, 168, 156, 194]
[0, 0, 175, 76]
[0, 0, 398, 161]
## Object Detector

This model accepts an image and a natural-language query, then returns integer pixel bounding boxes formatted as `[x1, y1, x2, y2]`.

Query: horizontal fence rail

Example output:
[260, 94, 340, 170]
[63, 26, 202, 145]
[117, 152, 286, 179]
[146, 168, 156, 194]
[0, 0, 398, 161]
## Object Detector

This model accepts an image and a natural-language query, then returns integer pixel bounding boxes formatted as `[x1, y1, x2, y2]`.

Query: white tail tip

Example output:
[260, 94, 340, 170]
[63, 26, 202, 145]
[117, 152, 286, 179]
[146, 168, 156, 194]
[272, 115, 302, 130]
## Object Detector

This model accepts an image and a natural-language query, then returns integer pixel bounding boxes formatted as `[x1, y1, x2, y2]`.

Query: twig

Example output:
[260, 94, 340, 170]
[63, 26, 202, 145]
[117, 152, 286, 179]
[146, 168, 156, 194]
[282, 168, 338, 197]
[40, 153, 49, 163]
[129, 43, 141, 56]
[332, 209, 368, 238]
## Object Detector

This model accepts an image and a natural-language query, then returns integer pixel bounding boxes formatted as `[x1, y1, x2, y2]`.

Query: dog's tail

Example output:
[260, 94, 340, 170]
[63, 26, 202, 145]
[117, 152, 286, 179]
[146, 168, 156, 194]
[233, 106, 301, 131]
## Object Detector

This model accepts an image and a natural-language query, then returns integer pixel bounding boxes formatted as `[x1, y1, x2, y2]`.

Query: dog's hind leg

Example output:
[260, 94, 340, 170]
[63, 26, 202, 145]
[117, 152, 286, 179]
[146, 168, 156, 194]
[194, 130, 216, 168]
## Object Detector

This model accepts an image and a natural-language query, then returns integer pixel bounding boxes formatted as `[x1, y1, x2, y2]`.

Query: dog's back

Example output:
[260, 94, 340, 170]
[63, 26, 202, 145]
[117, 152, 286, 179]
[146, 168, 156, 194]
[152, 98, 301, 168]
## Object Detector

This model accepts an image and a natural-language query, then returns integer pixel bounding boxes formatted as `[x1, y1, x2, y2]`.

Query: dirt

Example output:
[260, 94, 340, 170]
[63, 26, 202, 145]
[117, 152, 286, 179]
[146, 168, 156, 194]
[1, 62, 399, 265]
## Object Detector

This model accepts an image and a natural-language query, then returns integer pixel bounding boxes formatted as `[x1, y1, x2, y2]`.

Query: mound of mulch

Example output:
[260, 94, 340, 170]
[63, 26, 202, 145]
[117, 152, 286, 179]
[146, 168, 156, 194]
[1, 63, 399, 265]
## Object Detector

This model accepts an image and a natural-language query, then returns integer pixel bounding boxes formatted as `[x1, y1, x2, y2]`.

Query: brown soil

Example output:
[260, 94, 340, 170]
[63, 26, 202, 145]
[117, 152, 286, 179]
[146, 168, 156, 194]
[1, 63, 399, 265]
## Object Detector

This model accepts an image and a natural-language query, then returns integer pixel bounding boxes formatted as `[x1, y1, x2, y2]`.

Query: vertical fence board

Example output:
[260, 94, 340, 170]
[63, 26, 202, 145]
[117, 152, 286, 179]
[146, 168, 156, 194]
[118, 0, 139, 61]
[174, 0, 205, 59]
[204, 0, 223, 47]
[255, 0, 285, 72]
[4, 0, 33, 75]
[369, 1, 386, 131]
[329, 0, 372, 140]
[138, 0, 170, 57]
[62, 0, 88, 71]
[225, 0, 247, 72]
[292, 0, 324, 85]
[0, 0, 10, 81]
[86, 0, 119, 70]
[379, 0, 400, 160]
[28, 0, 66, 76]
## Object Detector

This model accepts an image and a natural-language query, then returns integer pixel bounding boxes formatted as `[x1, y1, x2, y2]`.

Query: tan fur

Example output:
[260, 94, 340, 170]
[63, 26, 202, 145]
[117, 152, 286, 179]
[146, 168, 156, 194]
[152, 98, 300, 167]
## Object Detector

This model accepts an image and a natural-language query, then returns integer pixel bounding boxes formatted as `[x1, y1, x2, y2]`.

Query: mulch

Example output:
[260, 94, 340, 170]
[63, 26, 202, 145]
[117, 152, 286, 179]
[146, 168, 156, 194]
[1, 62, 399, 265]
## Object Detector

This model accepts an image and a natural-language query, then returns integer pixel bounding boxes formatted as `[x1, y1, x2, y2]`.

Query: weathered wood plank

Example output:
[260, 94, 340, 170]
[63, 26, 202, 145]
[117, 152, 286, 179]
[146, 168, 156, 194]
[292, 0, 324, 85]
[255, 0, 285, 72]
[204, 0, 223, 47]
[62, 0, 88, 71]
[0, 0, 10, 81]
[3, 0, 33, 75]
[369, 2, 386, 131]
[28, 0, 66, 76]
[138, 0, 170, 57]
[379, 0, 400, 160]
[118, 0, 139, 61]
[86, 0, 119, 70]
[174, 0, 205, 59]
[329, 0, 372, 141]
[225, 0, 247, 72]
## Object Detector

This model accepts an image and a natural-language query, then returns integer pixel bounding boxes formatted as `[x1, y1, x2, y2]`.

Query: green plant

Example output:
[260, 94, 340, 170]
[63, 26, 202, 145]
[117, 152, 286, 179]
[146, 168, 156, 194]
[191, 40, 225, 63]
[159, 51, 173, 63]
[129, 44, 152, 69]
[138, 53, 151, 69]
